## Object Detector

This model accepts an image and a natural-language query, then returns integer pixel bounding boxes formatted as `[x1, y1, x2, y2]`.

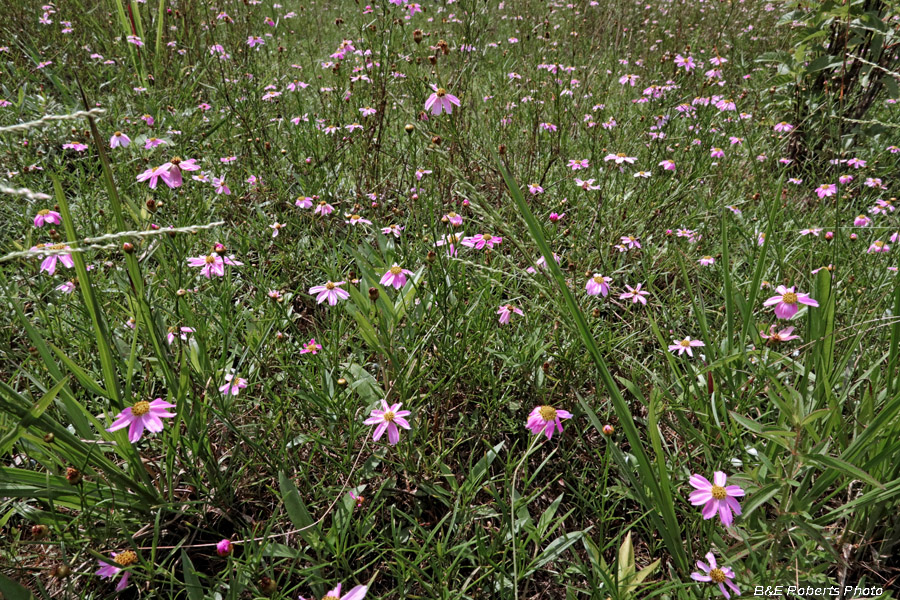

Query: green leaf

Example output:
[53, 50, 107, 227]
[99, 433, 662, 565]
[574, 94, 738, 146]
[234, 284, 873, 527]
[181, 550, 205, 600]
[0, 376, 68, 456]
[278, 470, 322, 550]
[0, 573, 35, 600]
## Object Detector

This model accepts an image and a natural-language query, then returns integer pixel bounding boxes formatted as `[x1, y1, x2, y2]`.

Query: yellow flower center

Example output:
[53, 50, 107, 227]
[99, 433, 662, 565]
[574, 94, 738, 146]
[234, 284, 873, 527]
[170, 156, 182, 165]
[538, 405, 557, 421]
[482, 234, 493, 241]
[448, 212, 457, 218]
[383, 410, 395, 422]
[710, 484, 727, 500]
[436, 88, 447, 96]
[115, 550, 138, 566]
[680, 339, 691, 347]
[49, 243, 67, 250]
[709, 568, 726, 584]
[702, 255, 712, 261]
[38, 209, 50, 215]
[350, 214, 360, 220]
[305, 343, 317, 351]
[875, 241, 884, 248]
[318, 200, 327, 206]
[114, 131, 122, 136]
[325, 282, 336, 290]
[322, 596, 340, 600]
[205, 255, 217, 264]
[593, 275, 604, 284]
[617, 153, 627, 158]
[390, 265, 403, 275]
[781, 292, 798, 305]
[131, 401, 151, 417]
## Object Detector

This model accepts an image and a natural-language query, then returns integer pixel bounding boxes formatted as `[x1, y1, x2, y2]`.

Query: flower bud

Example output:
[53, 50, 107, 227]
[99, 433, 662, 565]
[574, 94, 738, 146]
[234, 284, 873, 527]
[66, 467, 82, 485]
[413, 29, 423, 43]
[122, 242, 134, 254]
[368, 287, 379, 302]
[259, 576, 277, 596]
[216, 539, 233, 557]
[43, 433, 55, 443]
[602, 424, 614, 435]
[52, 564, 71, 578]
[32, 524, 49, 539]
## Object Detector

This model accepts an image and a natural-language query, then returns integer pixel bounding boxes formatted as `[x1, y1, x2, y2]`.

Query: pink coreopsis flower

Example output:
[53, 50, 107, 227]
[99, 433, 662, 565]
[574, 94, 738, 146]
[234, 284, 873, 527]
[668, 337, 705, 357]
[854, 215, 872, 227]
[212, 176, 230, 195]
[620, 235, 641, 249]
[525, 405, 573, 440]
[659, 159, 676, 171]
[363, 400, 411, 445]
[33, 209, 61, 227]
[216, 539, 233, 557]
[160, 157, 200, 188]
[462, 233, 502, 250]
[763, 285, 818, 319]
[567, 158, 589, 170]
[691, 552, 740, 599]
[424, 85, 461, 116]
[106, 398, 176, 443]
[96, 551, 138, 592]
[815, 183, 837, 199]
[299, 583, 367, 600]
[604, 152, 636, 165]
[773, 121, 794, 133]
[144, 137, 165, 149]
[137, 164, 171, 189]
[586, 273, 611, 297]
[33, 244, 74, 275]
[435, 232, 464, 256]
[295, 196, 313, 209]
[619, 283, 649, 305]
[309, 281, 349, 305]
[63, 141, 88, 152]
[688, 471, 744, 526]
[760, 325, 800, 343]
[710, 147, 724, 159]
[443, 211, 463, 226]
[218, 374, 247, 396]
[315, 200, 335, 216]
[186, 253, 243, 278]
[528, 183, 544, 195]
[166, 326, 194, 345]
[698, 256, 715, 266]
[301, 338, 322, 355]
[270, 222, 285, 237]
[674, 54, 695, 71]
[381, 224, 404, 238]
[345, 213, 372, 226]
[109, 131, 131, 148]
[868, 240, 890, 253]
[380, 263, 414, 289]
[497, 303, 523, 325]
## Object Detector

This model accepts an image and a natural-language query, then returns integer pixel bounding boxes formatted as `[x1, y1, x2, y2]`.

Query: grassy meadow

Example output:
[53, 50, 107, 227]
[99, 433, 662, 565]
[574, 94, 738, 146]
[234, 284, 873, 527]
[1, 0, 900, 598]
